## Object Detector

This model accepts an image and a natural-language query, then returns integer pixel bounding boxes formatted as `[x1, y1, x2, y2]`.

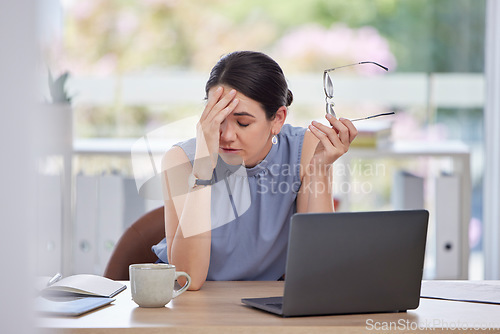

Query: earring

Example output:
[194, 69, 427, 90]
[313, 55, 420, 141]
[272, 135, 278, 145]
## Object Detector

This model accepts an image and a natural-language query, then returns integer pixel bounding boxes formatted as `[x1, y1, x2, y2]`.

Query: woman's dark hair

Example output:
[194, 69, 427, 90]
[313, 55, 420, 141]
[205, 51, 293, 120]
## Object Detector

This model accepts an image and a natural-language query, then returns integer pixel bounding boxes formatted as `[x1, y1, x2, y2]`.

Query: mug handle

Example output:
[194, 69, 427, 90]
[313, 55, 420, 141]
[173, 271, 191, 298]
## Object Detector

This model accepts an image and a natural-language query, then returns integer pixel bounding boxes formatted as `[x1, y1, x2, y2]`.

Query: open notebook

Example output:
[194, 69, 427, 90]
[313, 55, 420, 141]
[35, 274, 125, 316]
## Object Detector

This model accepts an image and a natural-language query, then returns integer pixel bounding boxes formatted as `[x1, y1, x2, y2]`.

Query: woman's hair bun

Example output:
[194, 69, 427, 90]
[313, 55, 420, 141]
[286, 89, 293, 107]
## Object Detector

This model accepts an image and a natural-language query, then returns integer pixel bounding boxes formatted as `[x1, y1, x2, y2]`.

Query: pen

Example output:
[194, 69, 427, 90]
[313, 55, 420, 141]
[47, 272, 62, 287]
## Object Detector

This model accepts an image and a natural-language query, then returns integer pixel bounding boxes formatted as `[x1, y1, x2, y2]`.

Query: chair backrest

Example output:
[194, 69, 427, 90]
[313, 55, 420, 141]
[103, 206, 165, 280]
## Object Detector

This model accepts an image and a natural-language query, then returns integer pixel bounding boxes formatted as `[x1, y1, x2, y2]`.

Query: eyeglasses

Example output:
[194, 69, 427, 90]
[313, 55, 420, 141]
[323, 61, 393, 121]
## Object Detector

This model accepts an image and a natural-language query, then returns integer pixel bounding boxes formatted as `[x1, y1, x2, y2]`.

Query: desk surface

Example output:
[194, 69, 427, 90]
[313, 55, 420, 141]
[38, 281, 500, 334]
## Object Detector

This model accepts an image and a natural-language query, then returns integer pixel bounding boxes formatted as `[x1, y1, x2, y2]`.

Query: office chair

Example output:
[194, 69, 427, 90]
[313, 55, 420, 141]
[103, 206, 165, 280]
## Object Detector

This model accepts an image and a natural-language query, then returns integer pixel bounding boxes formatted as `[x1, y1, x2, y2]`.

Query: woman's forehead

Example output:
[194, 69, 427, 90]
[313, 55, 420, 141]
[209, 85, 264, 113]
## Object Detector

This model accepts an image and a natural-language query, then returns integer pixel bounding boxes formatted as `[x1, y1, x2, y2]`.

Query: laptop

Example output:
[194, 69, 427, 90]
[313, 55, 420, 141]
[241, 210, 429, 317]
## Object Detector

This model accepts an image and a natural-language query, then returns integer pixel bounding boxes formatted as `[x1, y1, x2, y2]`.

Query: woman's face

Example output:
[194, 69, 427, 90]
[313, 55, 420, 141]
[210, 86, 282, 167]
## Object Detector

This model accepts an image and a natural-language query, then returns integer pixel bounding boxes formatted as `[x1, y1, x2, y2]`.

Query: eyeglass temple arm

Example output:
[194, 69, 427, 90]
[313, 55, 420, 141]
[350, 111, 395, 122]
[324, 61, 389, 73]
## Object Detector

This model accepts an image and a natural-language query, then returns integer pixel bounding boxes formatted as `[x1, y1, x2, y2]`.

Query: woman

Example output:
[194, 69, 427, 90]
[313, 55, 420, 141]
[152, 51, 357, 290]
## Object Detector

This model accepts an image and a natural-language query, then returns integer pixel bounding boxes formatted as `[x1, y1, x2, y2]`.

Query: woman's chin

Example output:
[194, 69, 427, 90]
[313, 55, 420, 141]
[219, 152, 244, 166]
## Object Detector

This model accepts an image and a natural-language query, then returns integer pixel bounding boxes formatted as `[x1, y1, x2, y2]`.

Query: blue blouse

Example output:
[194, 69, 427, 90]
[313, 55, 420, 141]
[152, 124, 306, 280]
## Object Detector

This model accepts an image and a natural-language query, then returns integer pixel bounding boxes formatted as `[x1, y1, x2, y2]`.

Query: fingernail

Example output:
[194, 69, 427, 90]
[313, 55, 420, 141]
[230, 89, 236, 95]
[326, 113, 333, 119]
[339, 117, 346, 121]
[216, 86, 222, 92]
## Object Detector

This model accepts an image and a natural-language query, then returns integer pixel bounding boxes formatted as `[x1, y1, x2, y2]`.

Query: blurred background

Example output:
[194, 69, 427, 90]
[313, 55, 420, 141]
[30, 0, 498, 281]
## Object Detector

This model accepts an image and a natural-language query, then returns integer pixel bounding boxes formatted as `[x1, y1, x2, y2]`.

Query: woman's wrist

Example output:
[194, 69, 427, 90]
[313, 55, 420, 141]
[305, 162, 332, 179]
[192, 155, 216, 181]
[303, 163, 333, 198]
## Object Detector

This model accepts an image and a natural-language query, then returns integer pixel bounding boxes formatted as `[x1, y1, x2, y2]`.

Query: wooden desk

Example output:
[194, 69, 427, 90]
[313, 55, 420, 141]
[38, 281, 500, 334]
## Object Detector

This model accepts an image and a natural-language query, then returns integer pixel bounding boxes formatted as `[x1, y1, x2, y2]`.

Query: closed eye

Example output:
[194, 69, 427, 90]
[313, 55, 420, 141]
[238, 122, 250, 127]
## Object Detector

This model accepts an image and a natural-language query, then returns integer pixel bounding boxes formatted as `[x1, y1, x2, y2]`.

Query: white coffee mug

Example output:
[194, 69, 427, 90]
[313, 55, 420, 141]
[129, 263, 191, 308]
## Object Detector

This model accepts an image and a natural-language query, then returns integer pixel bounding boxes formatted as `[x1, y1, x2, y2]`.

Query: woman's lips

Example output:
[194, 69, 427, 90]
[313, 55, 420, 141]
[220, 147, 241, 154]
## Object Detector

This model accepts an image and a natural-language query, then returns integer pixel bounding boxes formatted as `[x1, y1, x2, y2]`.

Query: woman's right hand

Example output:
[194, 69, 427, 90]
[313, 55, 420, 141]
[194, 86, 239, 175]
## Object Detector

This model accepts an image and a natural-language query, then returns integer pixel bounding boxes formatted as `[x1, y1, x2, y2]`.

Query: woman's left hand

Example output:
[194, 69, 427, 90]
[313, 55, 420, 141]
[308, 114, 358, 169]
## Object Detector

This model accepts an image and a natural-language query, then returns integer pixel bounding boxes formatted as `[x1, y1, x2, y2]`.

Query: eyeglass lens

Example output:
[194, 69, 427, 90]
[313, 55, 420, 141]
[326, 102, 336, 118]
[323, 72, 334, 98]
[323, 72, 336, 116]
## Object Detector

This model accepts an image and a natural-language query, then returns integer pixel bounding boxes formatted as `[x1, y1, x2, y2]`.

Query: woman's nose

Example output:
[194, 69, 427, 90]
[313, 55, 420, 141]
[220, 120, 236, 142]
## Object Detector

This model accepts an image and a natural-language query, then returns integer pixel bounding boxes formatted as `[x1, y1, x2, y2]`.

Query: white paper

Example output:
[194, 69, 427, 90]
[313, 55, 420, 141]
[421, 280, 500, 304]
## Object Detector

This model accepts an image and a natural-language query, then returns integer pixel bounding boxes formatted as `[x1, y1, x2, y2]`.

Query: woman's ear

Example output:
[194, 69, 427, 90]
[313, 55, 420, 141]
[272, 106, 287, 134]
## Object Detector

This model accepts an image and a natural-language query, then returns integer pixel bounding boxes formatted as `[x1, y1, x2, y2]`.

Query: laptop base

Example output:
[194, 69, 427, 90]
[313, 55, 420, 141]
[241, 297, 284, 316]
